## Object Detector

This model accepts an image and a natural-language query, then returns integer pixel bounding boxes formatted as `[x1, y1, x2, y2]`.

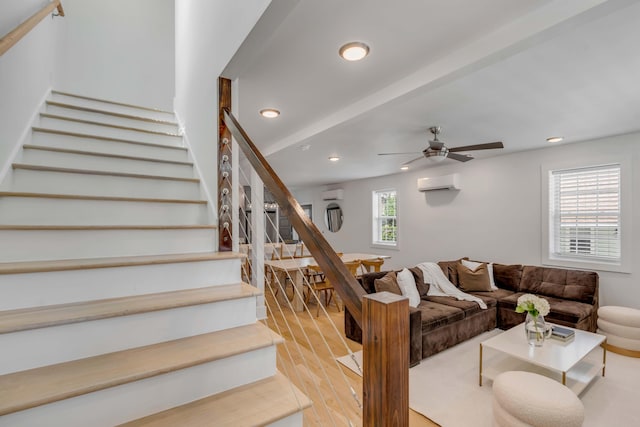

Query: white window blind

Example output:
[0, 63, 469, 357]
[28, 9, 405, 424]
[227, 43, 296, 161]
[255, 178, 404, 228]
[549, 164, 621, 263]
[372, 189, 397, 245]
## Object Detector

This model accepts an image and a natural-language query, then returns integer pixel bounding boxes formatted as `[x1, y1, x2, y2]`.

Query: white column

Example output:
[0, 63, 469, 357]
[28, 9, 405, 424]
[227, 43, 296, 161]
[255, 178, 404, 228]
[251, 170, 266, 319]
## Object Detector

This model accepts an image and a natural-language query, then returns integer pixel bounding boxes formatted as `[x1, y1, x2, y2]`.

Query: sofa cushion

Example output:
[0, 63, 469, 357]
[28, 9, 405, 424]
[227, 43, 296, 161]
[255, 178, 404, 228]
[360, 269, 427, 295]
[425, 296, 495, 318]
[359, 271, 388, 294]
[466, 259, 498, 290]
[493, 263, 523, 291]
[437, 257, 468, 287]
[519, 266, 598, 304]
[414, 301, 465, 333]
[409, 266, 430, 296]
[398, 268, 421, 307]
[469, 288, 515, 303]
[500, 293, 595, 325]
[457, 262, 492, 292]
[374, 271, 401, 295]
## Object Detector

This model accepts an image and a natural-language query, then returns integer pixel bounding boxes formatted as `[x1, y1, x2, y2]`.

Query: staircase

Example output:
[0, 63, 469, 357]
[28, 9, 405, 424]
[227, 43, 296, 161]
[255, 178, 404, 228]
[0, 91, 310, 426]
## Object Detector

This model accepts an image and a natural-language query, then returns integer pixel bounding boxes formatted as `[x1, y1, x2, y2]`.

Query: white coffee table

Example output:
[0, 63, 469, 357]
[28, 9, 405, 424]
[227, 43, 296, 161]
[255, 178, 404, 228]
[479, 323, 607, 395]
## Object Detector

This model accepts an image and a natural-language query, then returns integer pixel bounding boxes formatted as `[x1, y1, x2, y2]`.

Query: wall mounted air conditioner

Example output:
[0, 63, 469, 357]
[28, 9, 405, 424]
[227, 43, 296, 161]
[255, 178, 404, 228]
[417, 174, 460, 191]
[321, 189, 344, 200]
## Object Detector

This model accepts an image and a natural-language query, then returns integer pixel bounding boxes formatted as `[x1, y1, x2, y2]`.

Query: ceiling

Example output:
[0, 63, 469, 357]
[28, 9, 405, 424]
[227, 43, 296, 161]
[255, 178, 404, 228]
[223, 0, 640, 188]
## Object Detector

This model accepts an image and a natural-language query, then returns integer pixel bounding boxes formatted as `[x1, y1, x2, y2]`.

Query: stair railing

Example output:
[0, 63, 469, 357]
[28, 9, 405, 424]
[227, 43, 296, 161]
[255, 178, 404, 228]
[0, 1, 65, 57]
[219, 77, 409, 426]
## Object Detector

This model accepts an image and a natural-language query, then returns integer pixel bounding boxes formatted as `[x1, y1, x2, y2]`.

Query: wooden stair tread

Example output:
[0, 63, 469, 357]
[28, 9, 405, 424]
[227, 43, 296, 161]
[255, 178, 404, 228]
[0, 283, 259, 334]
[0, 251, 245, 275]
[0, 323, 282, 416]
[119, 372, 311, 427]
[32, 128, 187, 151]
[23, 144, 193, 166]
[46, 101, 178, 126]
[40, 113, 181, 137]
[51, 90, 173, 114]
[0, 191, 206, 204]
[12, 163, 199, 183]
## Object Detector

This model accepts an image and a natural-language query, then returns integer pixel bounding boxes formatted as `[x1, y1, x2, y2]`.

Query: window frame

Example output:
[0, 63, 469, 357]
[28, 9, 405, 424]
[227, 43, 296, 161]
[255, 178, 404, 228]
[371, 188, 398, 249]
[541, 157, 632, 273]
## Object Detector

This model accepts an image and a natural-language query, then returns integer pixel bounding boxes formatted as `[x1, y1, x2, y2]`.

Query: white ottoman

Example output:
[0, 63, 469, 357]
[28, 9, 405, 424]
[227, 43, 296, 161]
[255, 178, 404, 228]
[492, 371, 584, 427]
[598, 306, 640, 357]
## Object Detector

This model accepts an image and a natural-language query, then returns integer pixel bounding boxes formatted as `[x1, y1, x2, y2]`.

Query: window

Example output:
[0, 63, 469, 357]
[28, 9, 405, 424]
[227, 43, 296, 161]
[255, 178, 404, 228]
[372, 189, 397, 246]
[548, 163, 623, 267]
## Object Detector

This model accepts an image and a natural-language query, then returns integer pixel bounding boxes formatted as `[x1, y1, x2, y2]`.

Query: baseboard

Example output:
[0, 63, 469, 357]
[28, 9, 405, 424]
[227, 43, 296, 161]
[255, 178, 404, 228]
[0, 87, 52, 185]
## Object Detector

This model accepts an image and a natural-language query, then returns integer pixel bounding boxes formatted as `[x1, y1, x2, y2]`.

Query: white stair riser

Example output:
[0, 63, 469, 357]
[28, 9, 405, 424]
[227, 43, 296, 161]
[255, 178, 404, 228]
[0, 258, 241, 310]
[0, 229, 216, 262]
[46, 104, 179, 134]
[0, 197, 210, 226]
[268, 412, 304, 427]
[20, 148, 194, 178]
[38, 116, 182, 146]
[49, 93, 176, 122]
[31, 130, 188, 160]
[5, 168, 201, 199]
[0, 346, 277, 427]
[0, 297, 258, 375]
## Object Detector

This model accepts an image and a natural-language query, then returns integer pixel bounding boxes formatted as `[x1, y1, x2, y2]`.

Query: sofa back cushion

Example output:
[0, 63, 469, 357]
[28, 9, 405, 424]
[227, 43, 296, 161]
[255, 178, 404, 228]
[374, 271, 401, 295]
[360, 268, 428, 296]
[519, 266, 598, 304]
[437, 257, 468, 287]
[492, 263, 523, 291]
[359, 271, 387, 294]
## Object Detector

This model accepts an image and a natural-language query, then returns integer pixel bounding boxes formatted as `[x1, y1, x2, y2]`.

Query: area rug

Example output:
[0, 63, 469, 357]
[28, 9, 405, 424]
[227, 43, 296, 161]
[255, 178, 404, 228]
[336, 330, 640, 426]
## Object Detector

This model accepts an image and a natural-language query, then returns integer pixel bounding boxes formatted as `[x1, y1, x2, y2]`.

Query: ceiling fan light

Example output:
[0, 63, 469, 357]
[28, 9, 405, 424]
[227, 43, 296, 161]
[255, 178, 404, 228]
[425, 148, 449, 162]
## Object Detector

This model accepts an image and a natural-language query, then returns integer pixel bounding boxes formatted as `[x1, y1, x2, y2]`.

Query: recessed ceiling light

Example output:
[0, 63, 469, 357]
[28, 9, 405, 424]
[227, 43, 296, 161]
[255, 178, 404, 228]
[546, 136, 563, 143]
[339, 42, 370, 61]
[400, 165, 409, 171]
[260, 109, 280, 118]
[328, 156, 340, 162]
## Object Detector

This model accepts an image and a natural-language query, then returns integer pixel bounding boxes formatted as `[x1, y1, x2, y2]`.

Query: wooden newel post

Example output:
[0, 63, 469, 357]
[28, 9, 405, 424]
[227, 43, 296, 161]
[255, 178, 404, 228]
[363, 292, 409, 427]
[218, 77, 232, 251]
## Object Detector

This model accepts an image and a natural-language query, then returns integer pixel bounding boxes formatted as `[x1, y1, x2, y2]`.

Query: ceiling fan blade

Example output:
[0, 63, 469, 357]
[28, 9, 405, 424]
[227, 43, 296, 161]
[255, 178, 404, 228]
[378, 152, 421, 156]
[447, 152, 473, 162]
[448, 141, 504, 152]
[429, 140, 444, 150]
[403, 155, 426, 165]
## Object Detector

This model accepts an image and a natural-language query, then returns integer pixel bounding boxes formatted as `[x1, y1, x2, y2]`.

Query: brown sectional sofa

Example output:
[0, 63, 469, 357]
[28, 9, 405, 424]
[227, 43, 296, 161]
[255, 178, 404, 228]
[344, 260, 599, 367]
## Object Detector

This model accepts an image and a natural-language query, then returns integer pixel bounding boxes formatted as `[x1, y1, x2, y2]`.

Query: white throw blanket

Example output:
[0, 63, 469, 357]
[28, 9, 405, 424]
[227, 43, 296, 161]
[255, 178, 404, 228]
[416, 262, 487, 309]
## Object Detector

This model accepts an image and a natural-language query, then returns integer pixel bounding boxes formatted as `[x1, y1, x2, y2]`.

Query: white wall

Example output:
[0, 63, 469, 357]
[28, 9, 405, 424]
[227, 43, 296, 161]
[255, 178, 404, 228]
[0, 0, 60, 180]
[297, 133, 640, 308]
[53, 0, 175, 110]
[174, 0, 270, 207]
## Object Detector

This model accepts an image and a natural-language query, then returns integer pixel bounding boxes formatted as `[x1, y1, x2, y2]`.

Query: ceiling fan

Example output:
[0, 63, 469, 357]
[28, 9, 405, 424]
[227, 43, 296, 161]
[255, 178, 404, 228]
[378, 126, 504, 165]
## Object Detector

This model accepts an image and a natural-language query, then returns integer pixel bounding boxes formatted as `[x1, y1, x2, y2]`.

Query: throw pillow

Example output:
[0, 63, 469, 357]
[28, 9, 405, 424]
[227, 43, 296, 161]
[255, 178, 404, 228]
[397, 268, 421, 308]
[437, 257, 469, 287]
[457, 262, 492, 292]
[462, 259, 497, 290]
[374, 271, 401, 295]
[409, 266, 430, 296]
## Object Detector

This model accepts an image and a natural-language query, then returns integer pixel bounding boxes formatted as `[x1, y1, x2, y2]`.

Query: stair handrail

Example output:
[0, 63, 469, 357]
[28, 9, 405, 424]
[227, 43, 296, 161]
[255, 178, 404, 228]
[0, 1, 65, 57]
[222, 108, 367, 327]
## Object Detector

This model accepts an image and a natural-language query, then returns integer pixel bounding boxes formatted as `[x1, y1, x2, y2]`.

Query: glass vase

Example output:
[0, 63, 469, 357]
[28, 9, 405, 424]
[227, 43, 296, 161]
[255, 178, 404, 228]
[524, 312, 549, 347]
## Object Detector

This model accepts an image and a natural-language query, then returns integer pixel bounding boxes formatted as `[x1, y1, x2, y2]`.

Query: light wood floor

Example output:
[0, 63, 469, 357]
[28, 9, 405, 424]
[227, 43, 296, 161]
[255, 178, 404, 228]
[262, 289, 438, 426]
